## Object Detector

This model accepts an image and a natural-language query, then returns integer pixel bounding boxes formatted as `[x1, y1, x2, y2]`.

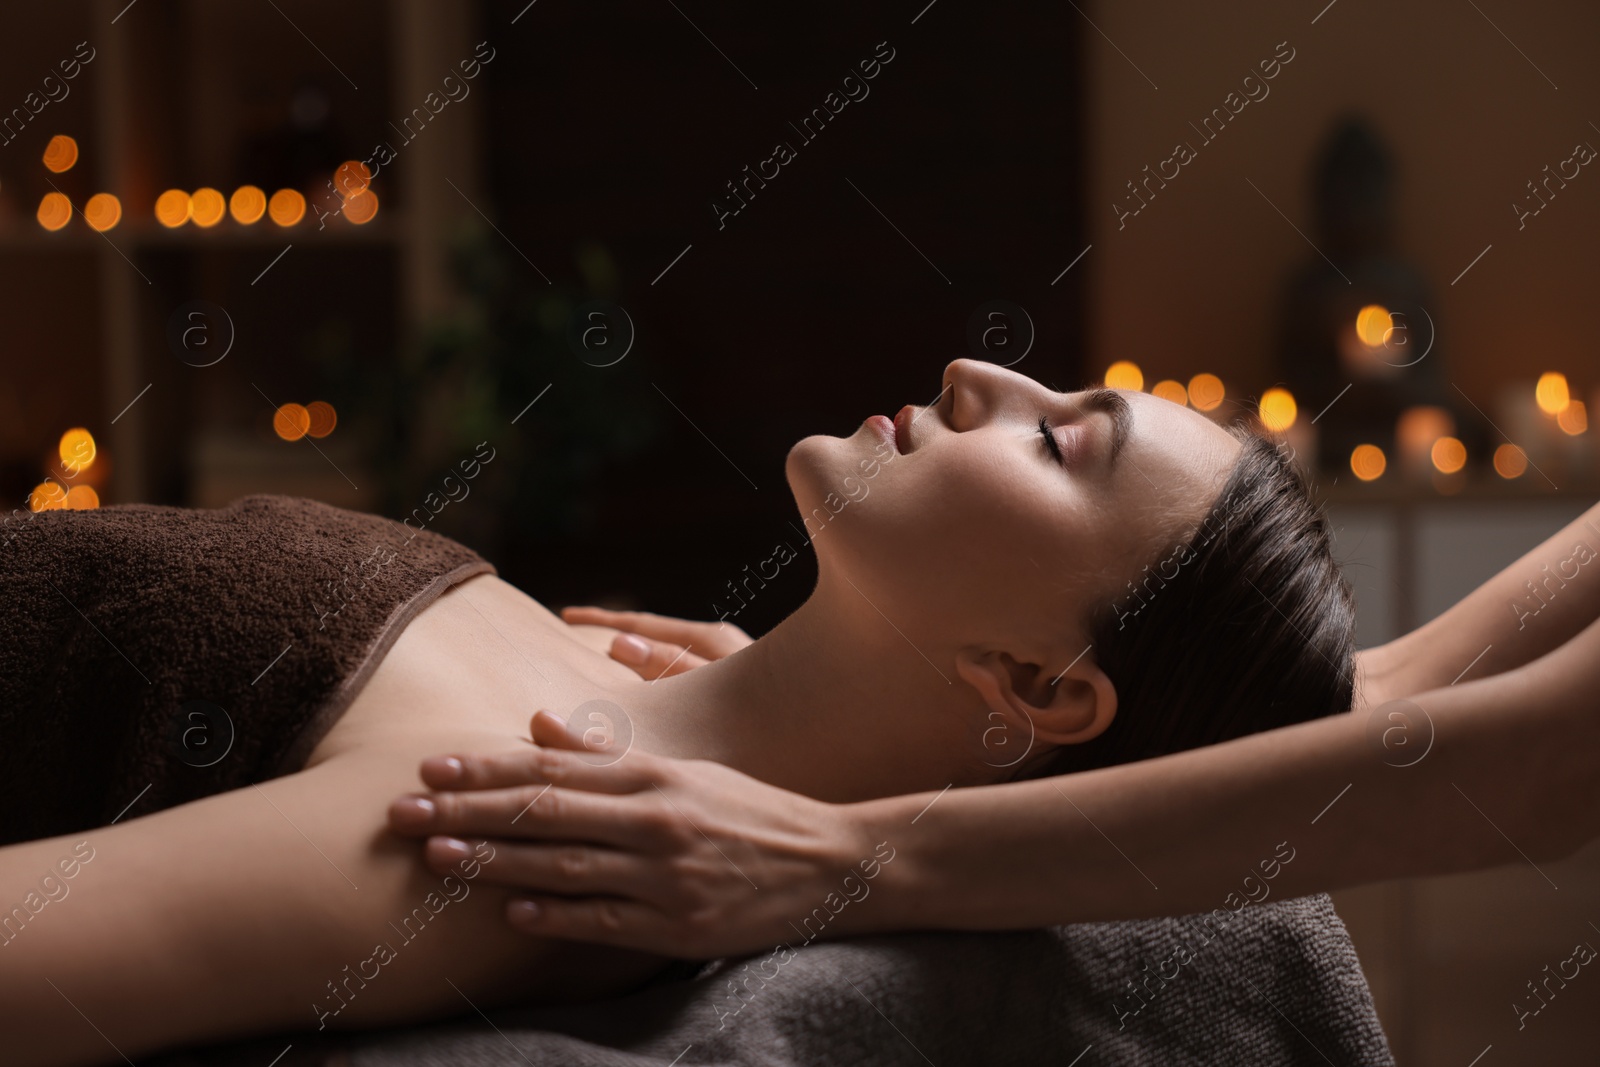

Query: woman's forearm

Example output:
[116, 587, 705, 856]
[855, 615, 1600, 933]
[1360, 497, 1600, 702]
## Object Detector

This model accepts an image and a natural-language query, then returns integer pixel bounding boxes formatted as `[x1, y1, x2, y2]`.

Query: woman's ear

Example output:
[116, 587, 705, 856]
[954, 647, 1117, 747]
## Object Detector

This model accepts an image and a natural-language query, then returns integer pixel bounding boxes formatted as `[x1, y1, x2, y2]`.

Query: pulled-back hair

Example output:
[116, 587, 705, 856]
[1016, 427, 1357, 778]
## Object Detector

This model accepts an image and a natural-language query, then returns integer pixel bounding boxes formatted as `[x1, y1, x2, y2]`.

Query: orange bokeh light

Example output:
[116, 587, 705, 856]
[229, 185, 267, 225]
[191, 187, 226, 227]
[42, 134, 78, 173]
[29, 481, 68, 511]
[155, 189, 192, 228]
[268, 189, 306, 227]
[1188, 373, 1225, 412]
[1151, 379, 1187, 406]
[1430, 436, 1467, 474]
[37, 192, 72, 231]
[65, 485, 100, 510]
[343, 190, 379, 225]
[274, 403, 311, 441]
[85, 193, 122, 232]
[58, 428, 96, 474]
[1493, 443, 1528, 479]
[1558, 400, 1588, 435]
[306, 401, 338, 438]
[1350, 444, 1387, 482]
[334, 160, 373, 200]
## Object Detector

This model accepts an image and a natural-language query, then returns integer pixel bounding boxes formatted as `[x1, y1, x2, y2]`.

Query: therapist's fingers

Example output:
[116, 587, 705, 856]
[390, 784, 679, 850]
[504, 896, 681, 953]
[417, 730, 654, 795]
[422, 837, 669, 903]
[607, 632, 709, 680]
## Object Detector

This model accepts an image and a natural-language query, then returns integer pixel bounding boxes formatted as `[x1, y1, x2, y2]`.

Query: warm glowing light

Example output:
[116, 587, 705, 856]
[306, 401, 338, 438]
[1151, 379, 1188, 406]
[84, 193, 121, 232]
[1188, 373, 1224, 412]
[155, 189, 192, 228]
[191, 188, 226, 227]
[1350, 444, 1387, 481]
[1258, 388, 1297, 433]
[1103, 360, 1143, 392]
[273, 403, 311, 441]
[268, 188, 306, 227]
[28, 481, 68, 512]
[1558, 400, 1588, 435]
[334, 160, 373, 200]
[1396, 406, 1454, 461]
[229, 185, 267, 225]
[1356, 305, 1393, 347]
[58, 428, 96, 474]
[1535, 372, 1570, 415]
[65, 485, 99, 510]
[343, 190, 379, 225]
[1430, 436, 1467, 474]
[37, 192, 72, 231]
[1493, 443, 1528, 479]
[42, 134, 78, 173]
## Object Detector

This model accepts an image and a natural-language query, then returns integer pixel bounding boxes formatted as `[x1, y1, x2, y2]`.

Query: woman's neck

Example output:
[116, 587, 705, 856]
[606, 575, 993, 803]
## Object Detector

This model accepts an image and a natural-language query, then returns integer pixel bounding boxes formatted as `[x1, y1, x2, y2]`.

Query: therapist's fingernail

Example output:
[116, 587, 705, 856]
[423, 756, 464, 784]
[431, 836, 473, 862]
[508, 899, 541, 927]
[390, 795, 436, 827]
[613, 634, 650, 665]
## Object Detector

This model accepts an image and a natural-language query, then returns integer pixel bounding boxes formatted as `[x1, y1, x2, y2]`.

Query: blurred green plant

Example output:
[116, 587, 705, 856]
[352, 222, 660, 571]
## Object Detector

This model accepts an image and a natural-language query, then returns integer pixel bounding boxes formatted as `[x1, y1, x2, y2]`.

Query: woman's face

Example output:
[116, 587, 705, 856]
[786, 359, 1243, 658]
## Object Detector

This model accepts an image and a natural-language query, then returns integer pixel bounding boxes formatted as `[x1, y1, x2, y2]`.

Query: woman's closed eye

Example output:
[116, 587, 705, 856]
[1038, 415, 1065, 465]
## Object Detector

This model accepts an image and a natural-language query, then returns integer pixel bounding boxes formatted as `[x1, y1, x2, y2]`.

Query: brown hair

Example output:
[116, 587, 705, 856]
[1017, 427, 1357, 778]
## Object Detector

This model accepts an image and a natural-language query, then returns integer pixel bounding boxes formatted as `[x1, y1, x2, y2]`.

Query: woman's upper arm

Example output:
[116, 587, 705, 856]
[0, 739, 658, 1067]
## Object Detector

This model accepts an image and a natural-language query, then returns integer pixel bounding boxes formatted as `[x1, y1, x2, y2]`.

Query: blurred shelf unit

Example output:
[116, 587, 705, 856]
[0, 0, 485, 507]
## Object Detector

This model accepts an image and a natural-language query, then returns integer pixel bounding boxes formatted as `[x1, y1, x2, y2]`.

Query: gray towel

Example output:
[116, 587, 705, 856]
[160, 893, 1392, 1066]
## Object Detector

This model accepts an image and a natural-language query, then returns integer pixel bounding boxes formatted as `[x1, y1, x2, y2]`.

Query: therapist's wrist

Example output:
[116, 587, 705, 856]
[816, 792, 946, 938]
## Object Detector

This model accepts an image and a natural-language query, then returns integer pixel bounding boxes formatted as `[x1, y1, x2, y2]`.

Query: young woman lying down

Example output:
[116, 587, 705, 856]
[0, 357, 1570, 1066]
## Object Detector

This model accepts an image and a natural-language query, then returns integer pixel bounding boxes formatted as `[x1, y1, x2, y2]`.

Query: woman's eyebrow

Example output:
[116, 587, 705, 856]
[1071, 388, 1133, 468]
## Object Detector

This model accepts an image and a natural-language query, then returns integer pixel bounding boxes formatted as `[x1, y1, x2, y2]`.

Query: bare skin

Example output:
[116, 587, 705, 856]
[393, 499, 1600, 960]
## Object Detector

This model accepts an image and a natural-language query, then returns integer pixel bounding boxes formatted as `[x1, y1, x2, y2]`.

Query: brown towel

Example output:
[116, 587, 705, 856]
[0, 494, 494, 845]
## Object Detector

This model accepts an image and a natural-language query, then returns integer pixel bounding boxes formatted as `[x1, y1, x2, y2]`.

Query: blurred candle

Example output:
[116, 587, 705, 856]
[1395, 406, 1454, 481]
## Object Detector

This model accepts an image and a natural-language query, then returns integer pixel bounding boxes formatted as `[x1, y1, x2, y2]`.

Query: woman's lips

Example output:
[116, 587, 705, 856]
[868, 414, 897, 452]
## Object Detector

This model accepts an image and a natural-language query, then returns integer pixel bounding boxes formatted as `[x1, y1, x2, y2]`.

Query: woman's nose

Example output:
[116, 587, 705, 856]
[942, 358, 1023, 431]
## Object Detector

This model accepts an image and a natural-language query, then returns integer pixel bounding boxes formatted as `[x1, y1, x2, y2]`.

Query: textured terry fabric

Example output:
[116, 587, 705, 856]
[160, 895, 1393, 1067]
[0, 494, 493, 845]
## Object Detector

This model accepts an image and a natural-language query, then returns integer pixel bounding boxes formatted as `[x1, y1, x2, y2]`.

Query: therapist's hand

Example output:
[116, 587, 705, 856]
[388, 710, 875, 959]
[560, 606, 752, 680]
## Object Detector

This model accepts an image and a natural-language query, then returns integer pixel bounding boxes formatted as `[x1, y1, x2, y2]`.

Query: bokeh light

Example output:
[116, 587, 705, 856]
[1188, 373, 1225, 412]
[229, 185, 267, 225]
[1350, 444, 1387, 481]
[1558, 400, 1588, 435]
[29, 481, 68, 511]
[155, 189, 192, 228]
[1430, 436, 1467, 474]
[1151, 379, 1188, 406]
[1258, 388, 1297, 433]
[334, 160, 372, 199]
[343, 190, 379, 225]
[1103, 360, 1143, 392]
[268, 188, 306, 227]
[37, 193, 72, 231]
[1355, 305, 1393, 347]
[1535, 372, 1570, 415]
[58, 428, 96, 474]
[273, 403, 311, 441]
[85, 193, 122, 232]
[306, 401, 338, 438]
[1493, 443, 1528, 479]
[191, 188, 226, 227]
[65, 485, 100, 510]
[1396, 406, 1454, 461]
[42, 134, 78, 173]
